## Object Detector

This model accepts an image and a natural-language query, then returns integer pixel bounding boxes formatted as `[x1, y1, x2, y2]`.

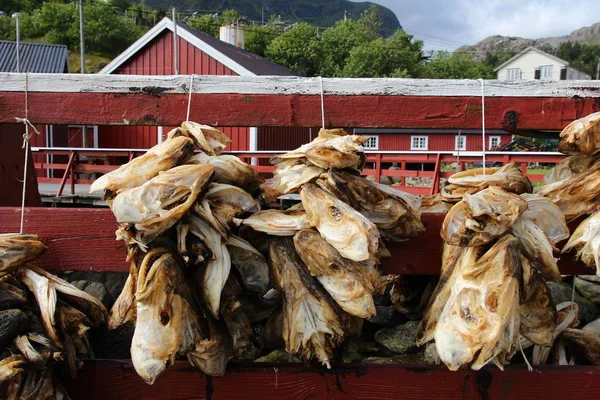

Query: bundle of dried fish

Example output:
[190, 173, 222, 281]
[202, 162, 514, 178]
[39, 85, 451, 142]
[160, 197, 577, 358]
[262, 162, 325, 202]
[301, 183, 380, 262]
[557, 111, 600, 155]
[89, 136, 195, 199]
[187, 152, 264, 193]
[419, 194, 451, 214]
[112, 164, 214, 248]
[543, 154, 600, 185]
[441, 163, 532, 203]
[441, 186, 528, 247]
[519, 193, 570, 245]
[169, 121, 232, 156]
[269, 238, 344, 367]
[535, 163, 600, 222]
[238, 209, 310, 236]
[0, 234, 46, 277]
[317, 170, 425, 241]
[562, 210, 600, 275]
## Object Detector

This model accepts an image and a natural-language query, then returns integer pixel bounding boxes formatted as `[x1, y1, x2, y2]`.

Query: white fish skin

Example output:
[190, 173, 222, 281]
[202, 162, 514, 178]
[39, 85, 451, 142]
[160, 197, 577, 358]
[205, 183, 260, 213]
[301, 183, 379, 262]
[510, 218, 561, 282]
[189, 215, 231, 318]
[0, 233, 46, 277]
[520, 193, 570, 245]
[563, 210, 600, 275]
[240, 209, 311, 236]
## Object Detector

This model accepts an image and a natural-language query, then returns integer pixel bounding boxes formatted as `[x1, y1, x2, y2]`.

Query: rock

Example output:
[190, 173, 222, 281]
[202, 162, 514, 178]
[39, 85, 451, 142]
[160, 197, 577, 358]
[63, 271, 128, 301]
[579, 275, 600, 284]
[254, 349, 300, 363]
[575, 277, 600, 304]
[548, 281, 600, 324]
[424, 343, 440, 364]
[367, 305, 396, 327]
[362, 352, 425, 364]
[362, 356, 396, 364]
[342, 338, 381, 363]
[583, 318, 600, 339]
[71, 280, 113, 310]
[374, 320, 419, 354]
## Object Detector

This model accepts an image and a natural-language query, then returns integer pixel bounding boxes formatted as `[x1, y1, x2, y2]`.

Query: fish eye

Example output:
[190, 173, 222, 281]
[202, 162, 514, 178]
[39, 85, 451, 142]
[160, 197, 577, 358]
[329, 206, 341, 221]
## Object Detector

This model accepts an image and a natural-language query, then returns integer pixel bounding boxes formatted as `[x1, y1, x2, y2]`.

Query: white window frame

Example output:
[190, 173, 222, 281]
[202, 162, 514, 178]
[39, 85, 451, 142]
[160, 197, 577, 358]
[506, 68, 521, 81]
[411, 135, 428, 150]
[363, 136, 379, 150]
[540, 65, 553, 80]
[455, 135, 466, 151]
[489, 136, 501, 150]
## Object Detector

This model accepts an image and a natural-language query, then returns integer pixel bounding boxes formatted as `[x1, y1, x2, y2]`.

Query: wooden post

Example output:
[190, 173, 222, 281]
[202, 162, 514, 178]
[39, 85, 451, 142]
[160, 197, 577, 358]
[375, 153, 382, 183]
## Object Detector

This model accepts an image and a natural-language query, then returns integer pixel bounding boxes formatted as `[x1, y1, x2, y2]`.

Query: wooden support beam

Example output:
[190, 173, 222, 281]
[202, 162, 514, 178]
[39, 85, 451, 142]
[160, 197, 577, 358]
[0, 74, 599, 128]
[0, 207, 591, 275]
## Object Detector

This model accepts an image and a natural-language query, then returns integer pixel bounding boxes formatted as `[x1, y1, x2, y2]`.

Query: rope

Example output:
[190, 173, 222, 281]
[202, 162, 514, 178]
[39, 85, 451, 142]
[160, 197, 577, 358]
[186, 74, 194, 122]
[319, 76, 325, 129]
[15, 73, 40, 234]
[479, 79, 486, 175]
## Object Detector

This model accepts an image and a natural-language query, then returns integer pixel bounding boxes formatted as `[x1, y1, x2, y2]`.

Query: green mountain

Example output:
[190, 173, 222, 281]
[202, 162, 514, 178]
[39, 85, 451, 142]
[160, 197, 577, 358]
[145, 0, 401, 36]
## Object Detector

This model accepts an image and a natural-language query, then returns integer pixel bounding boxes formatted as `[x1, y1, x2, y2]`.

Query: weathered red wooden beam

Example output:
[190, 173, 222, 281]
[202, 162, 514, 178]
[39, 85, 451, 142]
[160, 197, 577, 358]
[0, 207, 591, 275]
[1, 93, 599, 129]
[0, 74, 599, 128]
[61, 360, 600, 400]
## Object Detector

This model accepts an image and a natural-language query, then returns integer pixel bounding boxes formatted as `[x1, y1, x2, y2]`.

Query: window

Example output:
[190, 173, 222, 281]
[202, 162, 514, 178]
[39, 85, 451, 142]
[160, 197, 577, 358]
[455, 135, 466, 151]
[411, 136, 428, 150]
[506, 68, 521, 81]
[489, 136, 501, 150]
[540, 65, 553, 79]
[363, 136, 379, 150]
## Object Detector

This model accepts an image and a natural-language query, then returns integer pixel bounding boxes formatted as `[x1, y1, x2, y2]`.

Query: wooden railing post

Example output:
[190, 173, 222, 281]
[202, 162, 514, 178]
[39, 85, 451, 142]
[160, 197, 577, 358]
[430, 153, 442, 195]
[56, 150, 76, 197]
[375, 153, 382, 183]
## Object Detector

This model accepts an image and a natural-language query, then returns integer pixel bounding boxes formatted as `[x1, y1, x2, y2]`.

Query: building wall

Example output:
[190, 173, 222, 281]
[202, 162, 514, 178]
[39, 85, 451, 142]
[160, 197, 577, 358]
[377, 133, 511, 151]
[496, 49, 567, 81]
[257, 127, 314, 151]
[567, 67, 592, 80]
[100, 30, 249, 150]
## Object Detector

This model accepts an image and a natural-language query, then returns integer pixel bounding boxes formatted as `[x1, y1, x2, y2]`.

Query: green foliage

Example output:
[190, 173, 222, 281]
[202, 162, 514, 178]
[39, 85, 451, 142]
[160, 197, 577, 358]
[342, 30, 424, 77]
[109, 0, 132, 12]
[557, 41, 600, 78]
[319, 18, 375, 76]
[265, 23, 321, 76]
[423, 51, 495, 79]
[0, 16, 16, 41]
[0, 0, 44, 14]
[245, 22, 282, 57]
[187, 14, 219, 37]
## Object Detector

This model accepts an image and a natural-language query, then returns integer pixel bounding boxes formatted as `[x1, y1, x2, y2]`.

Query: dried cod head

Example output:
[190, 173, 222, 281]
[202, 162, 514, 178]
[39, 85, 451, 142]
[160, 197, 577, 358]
[301, 183, 380, 262]
[535, 163, 600, 222]
[239, 209, 310, 236]
[89, 136, 194, 198]
[543, 154, 600, 185]
[519, 193, 569, 245]
[562, 210, 600, 275]
[269, 238, 343, 368]
[510, 218, 561, 282]
[441, 163, 532, 203]
[261, 162, 325, 202]
[441, 186, 528, 247]
[557, 111, 600, 155]
[187, 152, 263, 193]
[170, 122, 232, 155]
[434, 235, 521, 371]
[293, 229, 377, 318]
[0, 234, 46, 277]
[112, 164, 214, 248]
[226, 235, 270, 297]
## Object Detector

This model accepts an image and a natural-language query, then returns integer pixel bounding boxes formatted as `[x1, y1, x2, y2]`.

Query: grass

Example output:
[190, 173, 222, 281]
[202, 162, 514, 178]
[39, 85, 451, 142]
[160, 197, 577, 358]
[68, 52, 112, 73]
[526, 168, 549, 175]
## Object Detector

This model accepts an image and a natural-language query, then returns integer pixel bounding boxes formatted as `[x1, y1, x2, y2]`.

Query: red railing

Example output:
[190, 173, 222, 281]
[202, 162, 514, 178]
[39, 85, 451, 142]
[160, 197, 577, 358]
[32, 147, 565, 197]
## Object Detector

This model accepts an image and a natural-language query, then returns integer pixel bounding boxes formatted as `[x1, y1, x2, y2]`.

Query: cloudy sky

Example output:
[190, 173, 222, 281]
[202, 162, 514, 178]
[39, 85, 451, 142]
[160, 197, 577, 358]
[368, 0, 599, 50]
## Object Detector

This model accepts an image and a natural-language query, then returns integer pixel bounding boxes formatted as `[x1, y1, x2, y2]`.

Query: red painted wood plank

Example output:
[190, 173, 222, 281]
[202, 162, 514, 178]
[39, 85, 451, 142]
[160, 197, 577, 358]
[0, 93, 598, 129]
[61, 360, 600, 400]
[0, 125, 40, 207]
[0, 207, 593, 275]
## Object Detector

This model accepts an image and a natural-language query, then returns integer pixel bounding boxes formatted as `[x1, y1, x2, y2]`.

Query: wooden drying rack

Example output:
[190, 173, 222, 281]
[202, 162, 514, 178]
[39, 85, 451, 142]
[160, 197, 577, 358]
[1, 74, 600, 399]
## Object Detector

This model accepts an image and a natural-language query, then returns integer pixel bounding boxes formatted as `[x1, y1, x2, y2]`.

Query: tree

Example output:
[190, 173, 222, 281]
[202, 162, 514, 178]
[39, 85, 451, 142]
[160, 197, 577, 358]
[342, 30, 424, 77]
[319, 19, 374, 76]
[187, 14, 219, 38]
[423, 51, 495, 79]
[245, 22, 282, 58]
[265, 23, 321, 76]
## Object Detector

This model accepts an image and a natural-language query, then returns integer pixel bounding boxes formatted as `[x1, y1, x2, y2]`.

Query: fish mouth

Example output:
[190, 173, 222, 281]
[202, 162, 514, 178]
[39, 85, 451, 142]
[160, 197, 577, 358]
[133, 358, 168, 385]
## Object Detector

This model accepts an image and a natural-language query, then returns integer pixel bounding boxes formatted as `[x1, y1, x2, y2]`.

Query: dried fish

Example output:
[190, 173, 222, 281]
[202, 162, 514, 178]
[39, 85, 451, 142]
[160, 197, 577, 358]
[420, 194, 451, 214]
[262, 162, 325, 202]
[89, 136, 194, 198]
[205, 183, 260, 213]
[535, 164, 600, 222]
[0, 355, 26, 384]
[520, 193, 570, 245]
[170, 122, 232, 155]
[294, 229, 377, 318]
[239, 209, 310, 236]
[317, 170, 424, 241]
[0, 309, 29, 350]
[269, 238, 343, 368]
[558, 111, 600, 155]
[226, 235, 270, 296]
[112, 164, 214, 247]
[562, 210, 600, 274]
[186, 152, 264, 194]
[441, 186, 527, 247]
[301, 183, 380, 262]
[543, 154, 600, 185]
[0, 234, 46, 277]
[0, 279, 28, 311]
[510, 218, 560, 281]
[434, 235, 521, 371]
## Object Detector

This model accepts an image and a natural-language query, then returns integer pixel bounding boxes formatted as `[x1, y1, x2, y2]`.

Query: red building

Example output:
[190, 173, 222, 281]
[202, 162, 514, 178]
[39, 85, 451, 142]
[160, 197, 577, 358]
[96, 17, 300, 151]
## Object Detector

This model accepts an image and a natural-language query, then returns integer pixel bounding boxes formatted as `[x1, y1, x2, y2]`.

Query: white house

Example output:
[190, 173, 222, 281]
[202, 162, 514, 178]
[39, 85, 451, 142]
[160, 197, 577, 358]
[495, 46, 591, 81]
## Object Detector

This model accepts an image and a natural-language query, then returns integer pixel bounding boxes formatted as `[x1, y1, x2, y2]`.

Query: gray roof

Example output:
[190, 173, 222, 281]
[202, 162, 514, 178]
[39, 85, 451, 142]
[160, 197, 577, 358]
[0, 41, 69, 73]
[177, 21, 298, 76]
